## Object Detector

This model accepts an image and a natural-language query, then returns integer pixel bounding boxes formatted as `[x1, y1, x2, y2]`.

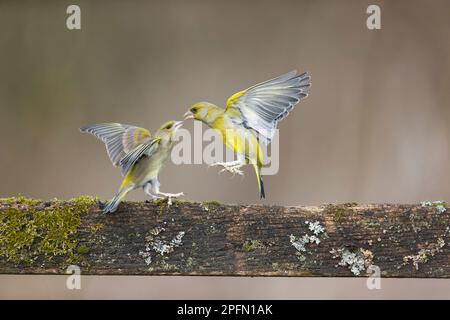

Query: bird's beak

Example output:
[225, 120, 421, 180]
[173, 120, 183, 129]
[184, 111, 194, 120]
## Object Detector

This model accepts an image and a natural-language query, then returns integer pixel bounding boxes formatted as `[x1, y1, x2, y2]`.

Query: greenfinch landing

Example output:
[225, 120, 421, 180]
[184, 70, 311, 198]
[80, 120, 184, 213]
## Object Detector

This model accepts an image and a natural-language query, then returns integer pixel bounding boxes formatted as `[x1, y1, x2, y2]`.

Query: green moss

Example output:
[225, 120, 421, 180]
[77, 245, 90, 255]
[325, 204, 347, 224]
[154, 197, 187, 207]
[343, 202, 358, 207]
[0, 208, 37, 264]
[202, 200, 221, 207]
[153, 198, 167, 207]
[152, 198, 168, 215]
[432, 201, 448, 207]
[242, 240, 264, 252]
[186, 256, 195, 268]
[153, 198, 174, 214]
[88, 223, 103, 234]
[68, 196, 97, 212]
[158, 259, 178, 271]
[0, 196, 97, 266]
[278, 262, 299, 270]
[172, 199, 189, 205]
[0, 195, 41, 206]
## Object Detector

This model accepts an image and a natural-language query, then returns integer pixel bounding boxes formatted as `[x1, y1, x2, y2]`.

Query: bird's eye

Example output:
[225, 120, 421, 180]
[191, 107, 198, 113]
[166, 124, 173, 129]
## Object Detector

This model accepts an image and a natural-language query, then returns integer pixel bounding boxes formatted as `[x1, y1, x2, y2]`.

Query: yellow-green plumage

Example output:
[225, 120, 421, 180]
[185, 70, 311, 198]
[80, 120, 183, 213]
[211, 113, 264, 198]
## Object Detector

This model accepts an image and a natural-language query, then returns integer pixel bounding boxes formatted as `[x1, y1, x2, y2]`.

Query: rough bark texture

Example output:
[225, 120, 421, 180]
[0, 198, 449, 277]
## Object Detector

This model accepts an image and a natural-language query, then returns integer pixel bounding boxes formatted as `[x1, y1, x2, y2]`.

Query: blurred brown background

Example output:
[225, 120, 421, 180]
[0, 0, 449, 204]
[0, 0, 449, 299]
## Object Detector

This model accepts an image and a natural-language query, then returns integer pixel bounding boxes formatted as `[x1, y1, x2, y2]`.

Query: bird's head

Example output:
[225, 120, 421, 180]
[156, 120, 183, 141]
[184, 102, 220, 124]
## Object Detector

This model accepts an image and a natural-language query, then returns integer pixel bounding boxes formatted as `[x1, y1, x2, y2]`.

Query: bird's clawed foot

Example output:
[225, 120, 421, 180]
[97, 201, 106, 210]
[209, 161, 244, 176]
[157, 192, 184, 206]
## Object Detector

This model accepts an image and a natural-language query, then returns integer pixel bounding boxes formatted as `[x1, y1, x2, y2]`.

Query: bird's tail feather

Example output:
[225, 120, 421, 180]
[102, 186, 133, 214]
[259, 176, 265, 199]
[253, 163, 265, 199]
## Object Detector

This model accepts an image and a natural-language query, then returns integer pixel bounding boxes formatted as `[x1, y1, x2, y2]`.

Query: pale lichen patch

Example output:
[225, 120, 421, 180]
[330, 247, 373, 276]
[139, 250, 152, 265]
[289, 220, 326, 260]
[149, 226, 165, 236]
[170, 232, 185, 248]
[186, 256, 195, 268]
[139, 228, 185, 265]
[421, 201, 448, 214]
[306, 220, 325, 235]
[152, 231, 185, 255]
[289, 235, 309, 252]
[360, 248, 374, 266]
[403, 238, 445, 270]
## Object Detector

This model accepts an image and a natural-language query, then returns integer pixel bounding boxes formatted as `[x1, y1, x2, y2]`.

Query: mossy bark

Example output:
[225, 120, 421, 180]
[0, 198, 449, 277]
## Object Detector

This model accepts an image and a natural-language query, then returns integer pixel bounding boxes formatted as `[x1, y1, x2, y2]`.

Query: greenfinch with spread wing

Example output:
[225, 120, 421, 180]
[184, 70, 311, 198]
[80, 120, 184, 213]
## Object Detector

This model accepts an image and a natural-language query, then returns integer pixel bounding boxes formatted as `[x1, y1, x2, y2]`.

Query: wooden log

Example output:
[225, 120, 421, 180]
[0, 197, 449, 277]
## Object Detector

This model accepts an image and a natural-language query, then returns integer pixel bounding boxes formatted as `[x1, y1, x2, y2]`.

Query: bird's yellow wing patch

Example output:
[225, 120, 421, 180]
[122, 127, 152, 154]
[80, 123, 152, 172]
[223, 70, 311, 142]
[119, 137, 161, 176]
[226, 90, 246, 110]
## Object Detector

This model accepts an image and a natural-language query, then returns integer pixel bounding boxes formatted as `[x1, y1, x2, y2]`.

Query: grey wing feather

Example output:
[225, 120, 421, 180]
[80, 123, 151, 170]
[228, 70, 311, 142]
[119, 138, 160, 176]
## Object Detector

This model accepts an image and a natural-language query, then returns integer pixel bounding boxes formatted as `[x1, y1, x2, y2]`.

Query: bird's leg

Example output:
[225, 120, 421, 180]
[150, 179, 184, 206]
[209, 160, 245, 176]
[155, 191, 184, 198]
[144, 182, 162, 200]
[154, 191, 184, 206]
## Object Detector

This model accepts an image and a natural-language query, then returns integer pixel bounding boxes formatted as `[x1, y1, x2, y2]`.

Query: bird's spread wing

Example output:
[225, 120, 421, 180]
[119, 137, 161, 176]
[80, 123, 152, 167]
[224, 70, 311, 142]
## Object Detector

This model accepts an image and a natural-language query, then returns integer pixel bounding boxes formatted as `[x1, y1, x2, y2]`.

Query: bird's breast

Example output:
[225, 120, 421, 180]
[130, 146, 171, 186]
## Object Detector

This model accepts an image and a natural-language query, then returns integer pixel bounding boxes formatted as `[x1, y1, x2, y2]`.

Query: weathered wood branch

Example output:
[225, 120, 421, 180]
[0, 197, 449, 277]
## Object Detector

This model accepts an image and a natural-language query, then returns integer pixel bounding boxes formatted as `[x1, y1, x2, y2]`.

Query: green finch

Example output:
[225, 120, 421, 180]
[80, 120, 184, 213]
[184, 70, 311, 198]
